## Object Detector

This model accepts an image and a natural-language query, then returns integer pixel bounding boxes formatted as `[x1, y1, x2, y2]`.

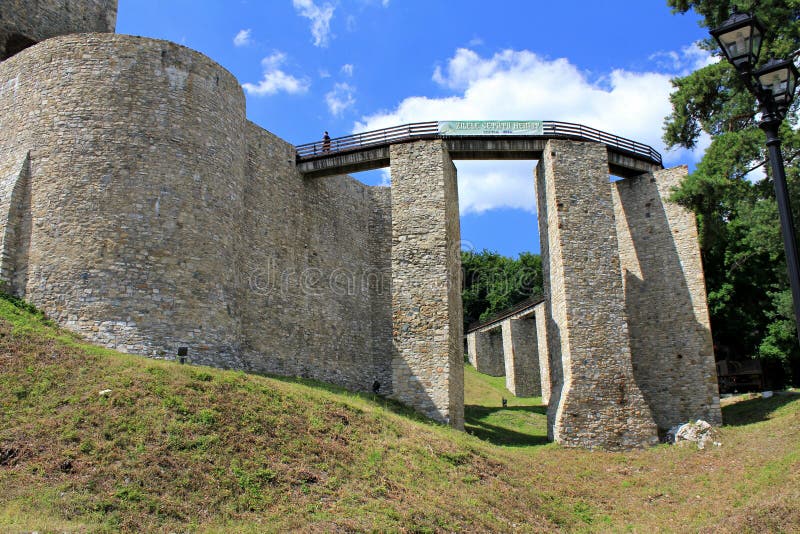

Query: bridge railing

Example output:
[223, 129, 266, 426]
[296, 122, 438, 158]
[465, 294, 545, 334]
[295, 120, 662, 166]
[542, 122, 662, 166]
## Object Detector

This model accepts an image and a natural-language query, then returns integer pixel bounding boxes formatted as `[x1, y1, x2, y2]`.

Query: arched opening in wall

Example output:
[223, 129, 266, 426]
[2, 34, 37, 60]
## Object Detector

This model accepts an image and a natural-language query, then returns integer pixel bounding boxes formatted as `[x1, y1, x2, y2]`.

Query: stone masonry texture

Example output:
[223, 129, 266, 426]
[0, 11, 723, 444]
[0, 152, 31, 296]
[473, 327, 505, 377]
[534, 302, 552, 405]
[466, 331, 478, 368]
[612, 167, 722, 429]
[239, 122, 393, 394]
[502, 316, 541, 397]
[389, 140, 464, 428]
[0, 33, 394, 401]
[0, 34, 249, 365]
[535, 140, 659, 449]
[0, 0, 117, 60]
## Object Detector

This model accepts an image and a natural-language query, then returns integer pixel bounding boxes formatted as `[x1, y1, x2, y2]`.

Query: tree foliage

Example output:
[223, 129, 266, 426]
[665, 0, 800, 383]
[461, 250, 543, 330]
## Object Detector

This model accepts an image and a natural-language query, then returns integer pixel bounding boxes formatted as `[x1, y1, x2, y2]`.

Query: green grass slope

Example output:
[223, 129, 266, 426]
[464, 364, 547, 446]
[1, 294, 799, 532]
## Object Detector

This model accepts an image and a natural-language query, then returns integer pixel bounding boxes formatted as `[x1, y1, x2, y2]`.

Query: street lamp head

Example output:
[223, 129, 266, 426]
[755, 58, 800, 111]
[710, 10, 765, 73]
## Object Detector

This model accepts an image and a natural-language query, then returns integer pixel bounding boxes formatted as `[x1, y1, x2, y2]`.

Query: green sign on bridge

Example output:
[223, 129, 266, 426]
[437, 120, 544, 136]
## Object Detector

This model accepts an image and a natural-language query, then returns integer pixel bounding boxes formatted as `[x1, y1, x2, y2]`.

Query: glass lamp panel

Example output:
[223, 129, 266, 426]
[787, 67, 798, 97]
[758, 67, 790, 100]
[720, 25, 752, 62]
[751, 25, 763, 64]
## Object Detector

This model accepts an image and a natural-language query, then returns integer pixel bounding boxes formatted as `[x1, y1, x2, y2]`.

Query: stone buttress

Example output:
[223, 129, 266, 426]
[535, 140, 659, 449]
[502, 316, 541, 397]
[471, 328, 505, 377]
[612, 167, 721, 430]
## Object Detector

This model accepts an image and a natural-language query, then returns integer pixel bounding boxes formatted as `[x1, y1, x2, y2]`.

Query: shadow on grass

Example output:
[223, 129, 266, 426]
[464, 404, 549, 447]
[266, 373, 435, 424]
[722, 393, 800, 426]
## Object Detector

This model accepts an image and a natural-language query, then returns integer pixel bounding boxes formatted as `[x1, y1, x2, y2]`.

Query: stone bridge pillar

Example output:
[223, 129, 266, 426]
[534, 305, 552, 405]
[535, 140, 658, 449]
[389, 140, 464, 429]
[502, 316, 541, 397]
[466, 332, 478, 367]
[471, 327, 505, 377]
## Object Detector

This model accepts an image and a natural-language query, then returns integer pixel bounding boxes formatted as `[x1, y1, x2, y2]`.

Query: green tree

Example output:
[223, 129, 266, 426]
[664, 0, 800, 384]
[461, 250, 543, 330]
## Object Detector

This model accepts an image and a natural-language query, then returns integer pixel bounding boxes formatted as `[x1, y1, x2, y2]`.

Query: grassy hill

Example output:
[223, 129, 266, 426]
[1, 294, 799, 532]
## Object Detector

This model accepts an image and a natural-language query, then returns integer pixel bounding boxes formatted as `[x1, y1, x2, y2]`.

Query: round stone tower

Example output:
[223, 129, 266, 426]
[0, 33, 247, 365]
[0, 0, 117, 60]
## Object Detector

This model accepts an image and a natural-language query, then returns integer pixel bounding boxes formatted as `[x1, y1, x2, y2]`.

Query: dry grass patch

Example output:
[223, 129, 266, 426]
[0, 294, 798, 532]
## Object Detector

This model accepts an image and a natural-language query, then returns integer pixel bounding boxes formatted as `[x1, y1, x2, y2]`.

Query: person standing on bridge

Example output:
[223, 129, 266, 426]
[322, 131, 331, 152]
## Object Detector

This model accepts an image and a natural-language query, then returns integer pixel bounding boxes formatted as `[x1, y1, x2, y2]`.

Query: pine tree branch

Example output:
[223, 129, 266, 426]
[734, 148, 800, 180]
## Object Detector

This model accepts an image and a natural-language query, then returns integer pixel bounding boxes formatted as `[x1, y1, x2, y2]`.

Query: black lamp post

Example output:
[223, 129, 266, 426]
[711, 10, 800, 348]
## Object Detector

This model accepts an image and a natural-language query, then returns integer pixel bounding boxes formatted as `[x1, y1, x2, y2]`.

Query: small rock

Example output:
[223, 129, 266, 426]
[762, 391, 774, 399]
[666, 420, 720, 449]
[98, 389, 112, 396]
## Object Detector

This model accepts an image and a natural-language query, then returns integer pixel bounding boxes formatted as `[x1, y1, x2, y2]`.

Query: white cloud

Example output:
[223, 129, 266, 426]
[242, 52, 310, 96]
[456, 161, 536, 214]
[356, 47, 694, 214]
[649, 41, 718, 74]
[233, 29, 253, 47]
[326, 82, 356, 116]
[664, 131, 711, 166]
[292, 0, 335, 47]
[683, 42, 719, 70]
[341, 63, 354, 77]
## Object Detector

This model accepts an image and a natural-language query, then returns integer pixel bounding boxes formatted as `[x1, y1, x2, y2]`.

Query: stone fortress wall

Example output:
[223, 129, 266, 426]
[0, 31, 396, 399]
[0, 0, 721, 447]
[0, 35, 248, 366]
[240, 123, 393, 395]
[0, 0, 117, 59]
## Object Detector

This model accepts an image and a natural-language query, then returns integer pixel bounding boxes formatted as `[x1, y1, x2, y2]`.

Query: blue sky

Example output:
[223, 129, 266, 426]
[116, 1, 711, 257]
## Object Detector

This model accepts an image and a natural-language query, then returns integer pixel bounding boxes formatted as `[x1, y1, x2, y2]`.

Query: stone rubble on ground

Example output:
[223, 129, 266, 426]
[666, 420, 721, 449]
